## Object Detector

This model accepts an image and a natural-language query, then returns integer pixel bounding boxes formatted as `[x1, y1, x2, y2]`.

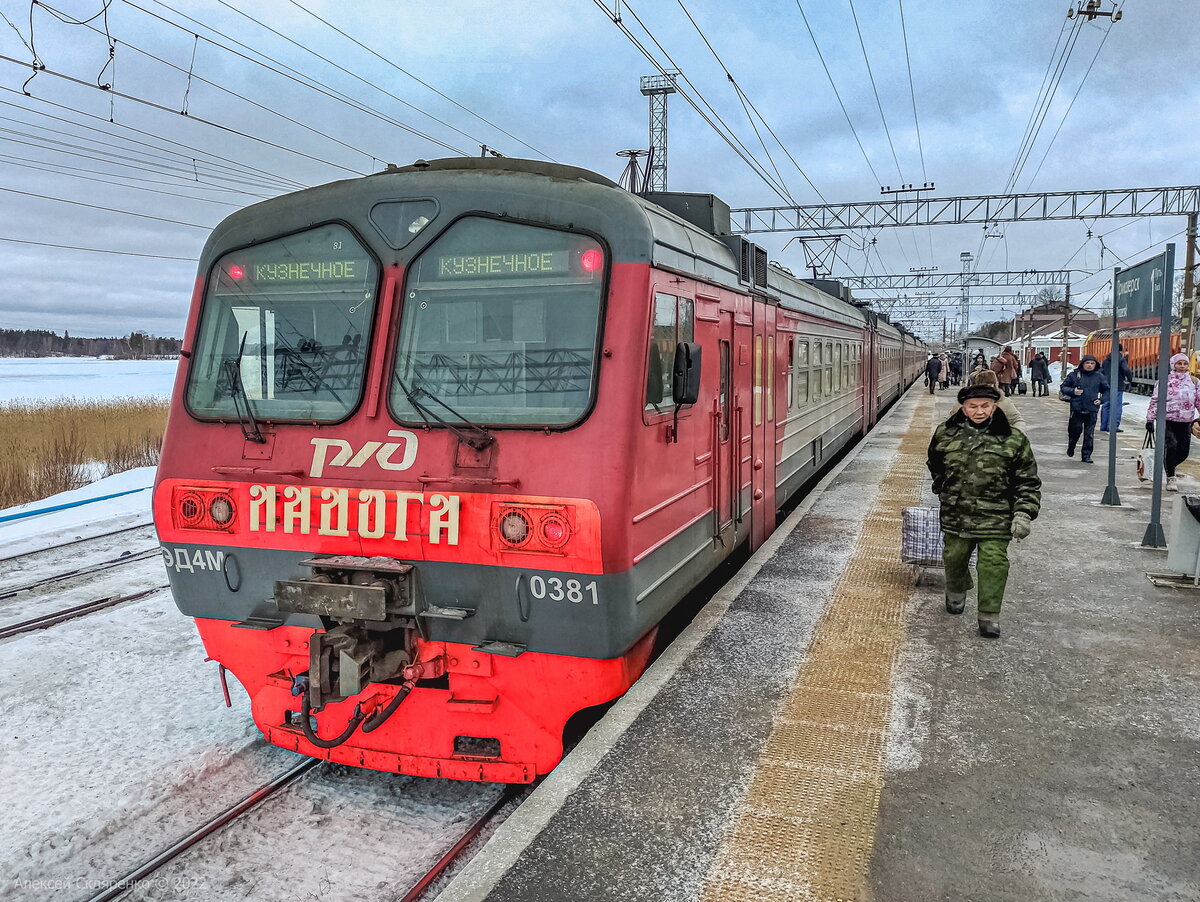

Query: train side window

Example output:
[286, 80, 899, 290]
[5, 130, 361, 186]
[795, 339, 809, 406]
[825, 341, 834, 397]
[787, 338, 794, 409]
[646, 293, 695, 412]
[834, 342, 842, 392]
[811, 341, 822, 398]
[766, 336, 774, 423]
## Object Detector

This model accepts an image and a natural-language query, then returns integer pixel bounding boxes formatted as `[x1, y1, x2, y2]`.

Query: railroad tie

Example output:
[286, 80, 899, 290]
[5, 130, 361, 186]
[701, 394, 937, 902]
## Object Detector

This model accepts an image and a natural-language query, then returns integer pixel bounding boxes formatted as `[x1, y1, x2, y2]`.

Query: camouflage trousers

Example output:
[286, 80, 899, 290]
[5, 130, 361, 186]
[943, 534, 1011, 616]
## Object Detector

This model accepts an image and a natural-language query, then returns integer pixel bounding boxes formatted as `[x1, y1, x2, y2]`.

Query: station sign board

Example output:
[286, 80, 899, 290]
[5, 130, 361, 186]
[1115, 251, 1171, 328]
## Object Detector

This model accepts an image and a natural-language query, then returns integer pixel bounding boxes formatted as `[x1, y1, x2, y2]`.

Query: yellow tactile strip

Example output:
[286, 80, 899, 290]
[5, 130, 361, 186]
[702, 397, 936, 902]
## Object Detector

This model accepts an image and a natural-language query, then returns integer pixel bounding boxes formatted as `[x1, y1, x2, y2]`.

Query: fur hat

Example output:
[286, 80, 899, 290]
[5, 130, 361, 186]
[971, 369, 999, 387]
[957, 384, 1001, 403]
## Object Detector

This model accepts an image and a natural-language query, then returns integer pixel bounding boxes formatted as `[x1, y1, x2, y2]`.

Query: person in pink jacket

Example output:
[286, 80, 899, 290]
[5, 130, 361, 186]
[1147, 353, 1199, 492]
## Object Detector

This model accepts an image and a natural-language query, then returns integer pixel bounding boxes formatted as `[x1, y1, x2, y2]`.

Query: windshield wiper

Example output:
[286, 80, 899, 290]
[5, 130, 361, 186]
[395, 376, 493, 451]
[222, 332, 266, 444]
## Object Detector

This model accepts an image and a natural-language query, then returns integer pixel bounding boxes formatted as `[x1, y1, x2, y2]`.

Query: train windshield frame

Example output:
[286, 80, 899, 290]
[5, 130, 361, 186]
[389, 215, 607, 428]
[185, 223, 380, 424]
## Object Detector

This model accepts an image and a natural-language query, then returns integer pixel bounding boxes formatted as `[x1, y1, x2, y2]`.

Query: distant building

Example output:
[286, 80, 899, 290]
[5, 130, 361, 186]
[962, 334, 1003, 366]
[1014, 322, 1090, 367]
[1011, 302, 1098, 347]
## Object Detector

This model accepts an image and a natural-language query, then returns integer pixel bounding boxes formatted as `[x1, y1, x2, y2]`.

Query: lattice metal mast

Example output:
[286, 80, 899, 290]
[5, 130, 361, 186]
[728, 185, 1200, 233]
[640, 73, 677, 192]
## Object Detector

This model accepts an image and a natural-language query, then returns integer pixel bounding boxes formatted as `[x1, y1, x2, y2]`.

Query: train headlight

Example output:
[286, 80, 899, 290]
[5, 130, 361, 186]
[209, 493, 236, 526]
[177, 491, 205, 527]
[539, 513, 571, 548]
[498, 510, 531, 547]
[172, 486, 238, 531]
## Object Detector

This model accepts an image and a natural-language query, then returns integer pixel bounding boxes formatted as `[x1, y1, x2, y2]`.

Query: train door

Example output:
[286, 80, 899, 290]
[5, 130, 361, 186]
[750, 299, 776, 550]
[713, 308, 736, 544]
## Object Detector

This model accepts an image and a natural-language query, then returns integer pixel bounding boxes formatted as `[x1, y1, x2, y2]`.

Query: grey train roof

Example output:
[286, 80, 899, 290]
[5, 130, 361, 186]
[197, 156, 917, 341]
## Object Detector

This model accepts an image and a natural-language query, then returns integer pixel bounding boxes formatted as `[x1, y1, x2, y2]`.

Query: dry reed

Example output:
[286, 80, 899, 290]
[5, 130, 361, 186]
[0, 398, 167, 510]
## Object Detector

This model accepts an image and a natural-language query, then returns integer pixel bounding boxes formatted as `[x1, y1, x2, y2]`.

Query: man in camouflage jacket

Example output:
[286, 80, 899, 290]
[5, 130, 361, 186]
[927, 385, 1041, 638]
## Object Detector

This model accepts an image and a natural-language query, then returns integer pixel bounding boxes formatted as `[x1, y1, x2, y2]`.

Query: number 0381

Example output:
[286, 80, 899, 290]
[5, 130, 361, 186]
[527, 575, 599, 604]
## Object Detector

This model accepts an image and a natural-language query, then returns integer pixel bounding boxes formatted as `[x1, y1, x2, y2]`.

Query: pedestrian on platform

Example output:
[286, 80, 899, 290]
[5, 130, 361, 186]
[927, 384, 1041, 639]
[1100, 345, 1133, 432]
[970, 370, 1025, 433]
[1146, 353, 1199, 492]
[1059, 355, 1108, 463]
[925, 354, 941, 395]
[1029, 352, 1051, 397]
[989, 355, 1006, 390]
[1000, 345, 1021, 396]
[938, 353, 950, 390]
[949, 354, 963, 386]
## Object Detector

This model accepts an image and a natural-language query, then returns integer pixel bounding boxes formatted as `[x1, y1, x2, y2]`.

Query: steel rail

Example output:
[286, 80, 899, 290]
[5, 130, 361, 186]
[0, 523, 152, 566]
[400, 785, 527, 902]
[0, 586, 168, 640]
[0, 548, 161, 600]
[84, 760, 320, 902]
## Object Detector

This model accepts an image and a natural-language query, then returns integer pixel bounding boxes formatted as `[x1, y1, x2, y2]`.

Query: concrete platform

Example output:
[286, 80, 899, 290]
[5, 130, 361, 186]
[435, 388, 1200, 902]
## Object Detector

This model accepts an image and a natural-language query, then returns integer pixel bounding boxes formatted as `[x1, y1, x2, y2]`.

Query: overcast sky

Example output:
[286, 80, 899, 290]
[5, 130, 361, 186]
[0, 0, 1195, 341]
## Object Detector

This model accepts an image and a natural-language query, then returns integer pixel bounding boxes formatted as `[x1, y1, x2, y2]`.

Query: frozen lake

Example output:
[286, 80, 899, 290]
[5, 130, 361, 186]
[0, 357, 178, 404]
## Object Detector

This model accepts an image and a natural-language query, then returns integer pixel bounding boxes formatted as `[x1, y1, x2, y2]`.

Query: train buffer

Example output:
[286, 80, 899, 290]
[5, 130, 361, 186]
[434, 386, 1199, 902]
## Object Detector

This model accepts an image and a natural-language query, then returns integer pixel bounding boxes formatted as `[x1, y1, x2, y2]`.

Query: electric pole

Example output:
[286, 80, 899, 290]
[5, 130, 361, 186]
[640, 73, 677, 192]
[1181, 212, 1197, 352]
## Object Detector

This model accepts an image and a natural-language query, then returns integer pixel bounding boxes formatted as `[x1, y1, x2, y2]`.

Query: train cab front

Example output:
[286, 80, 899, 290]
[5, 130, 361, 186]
[154, 200, 654, 782]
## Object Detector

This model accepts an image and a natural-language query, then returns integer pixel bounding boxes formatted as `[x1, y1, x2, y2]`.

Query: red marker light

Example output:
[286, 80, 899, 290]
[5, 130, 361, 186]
[579, 249, 603, 272]
[228, 265, 245, 280]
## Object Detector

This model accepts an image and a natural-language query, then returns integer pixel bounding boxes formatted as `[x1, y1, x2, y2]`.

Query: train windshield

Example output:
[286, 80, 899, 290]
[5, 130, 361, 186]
[186, 224, 379, 422]
[390, 217, 606, 427]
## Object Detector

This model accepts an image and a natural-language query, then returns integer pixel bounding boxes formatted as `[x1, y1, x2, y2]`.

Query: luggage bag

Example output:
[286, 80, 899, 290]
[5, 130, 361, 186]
[901, 506, 944, 585]
[1017, 380, 1028, 395]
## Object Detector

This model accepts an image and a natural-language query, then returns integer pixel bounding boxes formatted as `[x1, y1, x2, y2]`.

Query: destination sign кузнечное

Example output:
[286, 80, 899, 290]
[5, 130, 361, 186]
[252, 261, 362, 282]
[436, 251, 568, 279]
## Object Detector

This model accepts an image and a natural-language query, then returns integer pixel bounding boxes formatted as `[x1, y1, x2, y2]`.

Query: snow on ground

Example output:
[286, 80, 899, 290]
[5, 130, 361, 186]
[0, 357, 177, 404]
[0, 467, 156, 559]
[0, 591, 296, 902]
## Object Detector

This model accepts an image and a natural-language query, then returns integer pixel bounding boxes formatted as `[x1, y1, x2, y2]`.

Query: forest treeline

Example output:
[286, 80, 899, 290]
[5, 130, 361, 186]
[0, 329, 181, 358]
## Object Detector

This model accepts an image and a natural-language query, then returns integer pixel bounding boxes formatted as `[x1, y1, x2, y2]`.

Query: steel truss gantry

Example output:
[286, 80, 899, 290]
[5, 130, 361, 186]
[839, 270, 1077, 291]
[729, 186, 1200, 234]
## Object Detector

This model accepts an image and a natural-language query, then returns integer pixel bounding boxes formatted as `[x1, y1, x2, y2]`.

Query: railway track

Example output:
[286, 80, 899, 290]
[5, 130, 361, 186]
[0, 523, 151, 566]
[0, 586, 169, 641]
[83, 761, 320, 902]
[400, 785, 527, 902]
[0, 548, 162, 601]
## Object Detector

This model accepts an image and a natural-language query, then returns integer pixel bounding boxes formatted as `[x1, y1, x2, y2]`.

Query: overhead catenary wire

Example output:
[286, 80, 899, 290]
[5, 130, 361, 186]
[0, 234, 194, 260]
[272, 0, 557, 160]
[1022, 2, 1123, 191]
[0, 153, 249, 206]
[0, 184, 211, 229]
[0, 84, 306, 191]
[128, 0, 473, 159]
[591, 0, 798, 206]
[0, 54, 364, 176]
[793, 0, 883, 189]
[33, 3, 401, 171]
[675, 0, 827, 204]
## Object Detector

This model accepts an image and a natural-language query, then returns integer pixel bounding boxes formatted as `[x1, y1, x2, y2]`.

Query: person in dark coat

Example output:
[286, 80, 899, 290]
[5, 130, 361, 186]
[924, 354, 941, 394]
[1028, 352, 1051, 396]
[927, 384, 1041, 638]
[1099, 345, 1133, 432]
[1059, 354, 1109, 463]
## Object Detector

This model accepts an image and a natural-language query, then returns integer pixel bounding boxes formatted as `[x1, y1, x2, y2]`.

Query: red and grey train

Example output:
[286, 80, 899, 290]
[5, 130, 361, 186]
[154, 158, 925, 783]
